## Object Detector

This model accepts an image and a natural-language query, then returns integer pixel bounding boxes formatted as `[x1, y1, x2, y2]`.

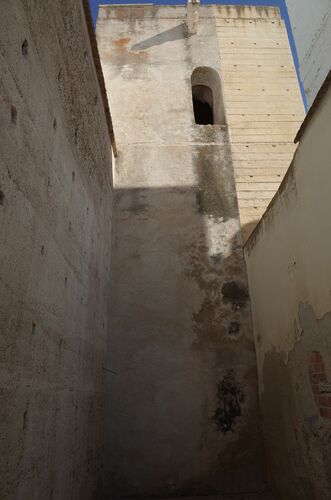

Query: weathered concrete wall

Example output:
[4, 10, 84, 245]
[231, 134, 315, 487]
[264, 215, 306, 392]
[285, 0, 331, 107]
[245, 74, 331, 499]
[98, 6, 266, 498]
[214, 5, 305, 241]
[0, 2, 113, 499]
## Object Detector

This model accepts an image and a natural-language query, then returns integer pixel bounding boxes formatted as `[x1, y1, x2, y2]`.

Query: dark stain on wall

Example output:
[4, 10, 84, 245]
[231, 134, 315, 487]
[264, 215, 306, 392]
[228, 321, 240, 336]
[214, 369, 244, 433]
[194, 143, 236, 221]
[221, 281, 249, 310]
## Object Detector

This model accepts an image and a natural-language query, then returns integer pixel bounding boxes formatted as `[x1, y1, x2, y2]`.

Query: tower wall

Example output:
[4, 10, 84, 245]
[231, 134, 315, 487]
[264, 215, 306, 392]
[98, 6, 266, 497]
[214, 5, 305, 241]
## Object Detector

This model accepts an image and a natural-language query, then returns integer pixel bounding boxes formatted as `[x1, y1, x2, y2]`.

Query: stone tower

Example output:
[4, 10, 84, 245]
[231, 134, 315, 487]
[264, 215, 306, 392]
[97, 5, 304, 498]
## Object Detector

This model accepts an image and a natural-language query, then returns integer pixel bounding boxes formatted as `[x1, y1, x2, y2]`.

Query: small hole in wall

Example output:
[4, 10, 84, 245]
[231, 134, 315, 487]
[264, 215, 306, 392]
[41, 245, 45, 256]
[11, 106, 17, 124]
[31, 322, 36, 334]
[64, 276, 68, 286]
[0, 190, 5, 206]
[53, 118, 57, 131]
[72, 171, 75, 182]
[22, 39, 29, 56]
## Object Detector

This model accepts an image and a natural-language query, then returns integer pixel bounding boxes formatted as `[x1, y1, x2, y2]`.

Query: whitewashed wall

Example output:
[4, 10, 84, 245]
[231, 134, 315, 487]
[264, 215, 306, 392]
[286, 0, 331, 107]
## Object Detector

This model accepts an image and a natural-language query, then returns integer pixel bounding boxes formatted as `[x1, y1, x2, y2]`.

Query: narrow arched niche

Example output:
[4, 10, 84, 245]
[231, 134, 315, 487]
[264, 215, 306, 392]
[191, 67, 226, 126]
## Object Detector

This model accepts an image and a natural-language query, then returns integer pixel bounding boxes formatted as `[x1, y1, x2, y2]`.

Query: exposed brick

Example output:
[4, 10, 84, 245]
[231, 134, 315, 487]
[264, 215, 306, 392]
[320, 408, 328, 418]
[319, 395, 329, 407]
[309, 351, 322, 364]
[310, 372, 327, 383]
[311, 384, 320, 394]
[308, 351, 331, 420]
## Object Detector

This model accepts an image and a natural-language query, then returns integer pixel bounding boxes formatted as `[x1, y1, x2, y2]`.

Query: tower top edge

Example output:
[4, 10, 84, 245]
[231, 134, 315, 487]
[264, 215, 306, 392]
[98, 4, 281, 21]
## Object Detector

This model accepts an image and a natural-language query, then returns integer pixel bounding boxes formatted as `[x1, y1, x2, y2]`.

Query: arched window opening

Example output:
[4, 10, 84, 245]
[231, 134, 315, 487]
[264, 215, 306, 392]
[192, 85, 214, 125]
[191, 67, 226, 126]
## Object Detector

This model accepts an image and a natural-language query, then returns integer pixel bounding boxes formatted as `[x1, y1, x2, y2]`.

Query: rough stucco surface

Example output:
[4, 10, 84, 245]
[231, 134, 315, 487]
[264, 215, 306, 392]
[244, 79, 331, 499]
[285, 0, 331, 107]
[0, 2, 112, 499]
[98, 6, 266, 498]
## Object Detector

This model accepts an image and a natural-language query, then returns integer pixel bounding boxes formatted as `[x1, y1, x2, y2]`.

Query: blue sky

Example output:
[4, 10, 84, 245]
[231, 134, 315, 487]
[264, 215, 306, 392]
[88, 0, 307, 108]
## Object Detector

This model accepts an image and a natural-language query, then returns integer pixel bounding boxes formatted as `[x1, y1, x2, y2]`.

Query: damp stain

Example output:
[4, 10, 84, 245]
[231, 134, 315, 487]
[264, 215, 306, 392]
[214, 369, 244, 433]
[193, 144, 237, 221]
[221, 281, 248, 310]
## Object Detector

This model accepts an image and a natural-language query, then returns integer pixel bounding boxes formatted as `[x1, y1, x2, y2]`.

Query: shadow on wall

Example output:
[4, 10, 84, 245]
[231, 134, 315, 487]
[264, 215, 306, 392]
[131, 23, 190, 51]
[103, 135, 265, 497]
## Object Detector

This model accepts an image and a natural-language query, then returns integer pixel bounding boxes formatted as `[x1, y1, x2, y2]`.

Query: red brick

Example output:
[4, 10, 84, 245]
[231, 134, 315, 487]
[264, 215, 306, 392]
[316, 372, 327, 382]
[309, 352, 322, 364]
[320, 407, 331, 420]
[316, 362, 326, 373]
[311, 384, 320, 395]
[319, 395, 329, 407]
[320, 408, 328, 418]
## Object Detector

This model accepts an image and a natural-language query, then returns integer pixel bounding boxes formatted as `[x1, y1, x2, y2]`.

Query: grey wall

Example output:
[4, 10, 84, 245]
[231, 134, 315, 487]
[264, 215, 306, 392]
[245, 77, 331, 499]
[285, 0, 331, 107]
[98, 6, 265, 498]
[0, 1, 113, 499]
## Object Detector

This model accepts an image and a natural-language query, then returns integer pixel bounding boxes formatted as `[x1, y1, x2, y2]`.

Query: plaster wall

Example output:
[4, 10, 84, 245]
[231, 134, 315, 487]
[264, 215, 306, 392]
[244, 77, 331, 499]
[214, 5, 305, 241]
[0, 2, 113, 499]
[97, 5, 265, 498]
[285, 0, 331, 107]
